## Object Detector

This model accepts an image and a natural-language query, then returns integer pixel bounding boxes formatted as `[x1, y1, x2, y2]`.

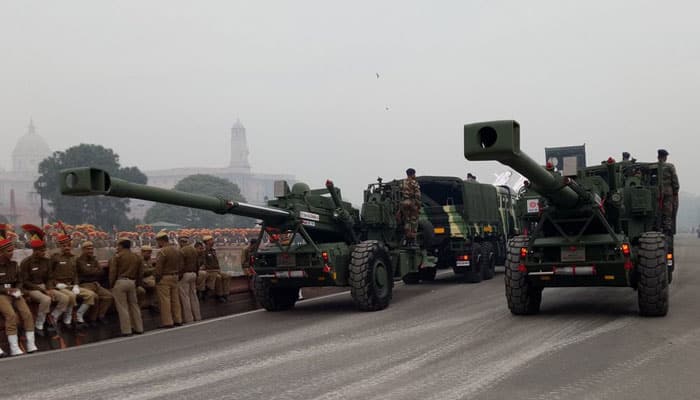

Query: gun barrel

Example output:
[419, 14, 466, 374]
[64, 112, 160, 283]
[60, 167, 291, 221]
[464, 120, 580, 208]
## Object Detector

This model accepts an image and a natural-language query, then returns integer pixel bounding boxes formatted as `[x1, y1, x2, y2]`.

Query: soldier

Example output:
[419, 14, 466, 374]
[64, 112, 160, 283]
[658, 149, 680, 236]
[466, 173, 477, 182]
[108, 237, 144, 336]
[0, 236, 38, 356]
[19, 227, 69, 334]
[178, 235, 201, 323]
[622, 152, 631, 161]
[49, 234, 97, 326]
[241, 238, 258, 275]
[155, 231, 183, 328]
[202, 235, 229, 303]
[400, 168, 422, 247]
[76, 240, 114, 325]
[137, 245, 157, 310]
[195, 241, 208, 300]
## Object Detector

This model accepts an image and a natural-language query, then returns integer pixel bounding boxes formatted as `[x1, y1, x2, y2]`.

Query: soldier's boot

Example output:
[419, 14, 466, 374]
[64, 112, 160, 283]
[62, 306, 74, 325]
[35, 311, 47, 332]
[25, 331, 38, 353]
[75, 304, 90, 324]
[8, 335, 24, 356]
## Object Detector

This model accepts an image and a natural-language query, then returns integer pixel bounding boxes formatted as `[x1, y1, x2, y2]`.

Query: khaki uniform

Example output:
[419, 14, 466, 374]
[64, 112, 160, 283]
[20, 254, 70, 316]
[179, 245, 201, 322]
[0, 258, 34, 336]
[156, 244, 183, 327]
[203, 247, 229, 297]
[137, 258, 157, 309]
[108, 251, 144, 334]
[660, 161, 680, 235]
[50, 253, 97, 308]
[400, 177, 422, 240]
[76, 254, 113, 321]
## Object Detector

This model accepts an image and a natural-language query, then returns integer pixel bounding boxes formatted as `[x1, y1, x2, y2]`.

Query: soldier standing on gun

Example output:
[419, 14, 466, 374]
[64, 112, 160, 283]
[155, 231, 183, 328]
[400, 168, 422, 247]
[178, 235, 201, 323]
[657, 149, 680, 236]
[76, 240, 114, 325]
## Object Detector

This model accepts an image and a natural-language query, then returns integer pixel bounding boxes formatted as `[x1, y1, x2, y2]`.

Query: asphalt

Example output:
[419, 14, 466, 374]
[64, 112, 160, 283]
[2, 235, 700, 400]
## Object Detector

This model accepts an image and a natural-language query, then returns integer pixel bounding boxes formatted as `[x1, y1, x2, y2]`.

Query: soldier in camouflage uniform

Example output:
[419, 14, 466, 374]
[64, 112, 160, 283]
[400, 168, 421, 246]
[658, 149, 679, 236]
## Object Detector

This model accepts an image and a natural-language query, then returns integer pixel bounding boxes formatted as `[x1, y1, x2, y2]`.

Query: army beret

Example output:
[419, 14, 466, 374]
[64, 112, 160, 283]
[406, 168, 416, 176]
[202, 235, 213, 242]
[658, 149, 669, 157]
[155, 231, 169, 240]
[82, 240, 94, 248]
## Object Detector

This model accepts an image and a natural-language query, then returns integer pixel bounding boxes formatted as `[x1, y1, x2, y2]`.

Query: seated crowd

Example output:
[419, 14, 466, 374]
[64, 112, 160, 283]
[0, 224, 234, 357]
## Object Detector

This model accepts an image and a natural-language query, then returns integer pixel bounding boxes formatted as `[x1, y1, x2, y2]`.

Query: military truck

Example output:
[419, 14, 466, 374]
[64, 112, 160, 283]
[417, 176, 518, 283]
[464, 120, 673, 316]
[60, 168, 434, 312]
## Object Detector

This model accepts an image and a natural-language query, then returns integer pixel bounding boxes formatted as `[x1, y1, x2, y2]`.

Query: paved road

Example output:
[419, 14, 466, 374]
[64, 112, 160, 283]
[3, 235, 700, 400]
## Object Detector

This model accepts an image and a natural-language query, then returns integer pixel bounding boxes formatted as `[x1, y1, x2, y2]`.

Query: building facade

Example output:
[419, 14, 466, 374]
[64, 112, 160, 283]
[0, 119, 51, 225]
[129, 120, 295, 220]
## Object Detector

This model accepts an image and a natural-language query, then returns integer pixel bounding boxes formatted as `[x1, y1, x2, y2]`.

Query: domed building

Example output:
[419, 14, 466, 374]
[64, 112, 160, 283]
[0, 119, 52, 225]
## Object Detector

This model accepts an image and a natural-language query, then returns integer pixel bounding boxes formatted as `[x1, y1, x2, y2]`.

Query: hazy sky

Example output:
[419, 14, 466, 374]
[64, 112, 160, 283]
[2, 1, 698, 205]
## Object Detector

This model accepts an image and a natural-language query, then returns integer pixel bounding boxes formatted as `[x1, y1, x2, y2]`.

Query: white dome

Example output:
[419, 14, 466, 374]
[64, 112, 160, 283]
[12, 119, 51, 173]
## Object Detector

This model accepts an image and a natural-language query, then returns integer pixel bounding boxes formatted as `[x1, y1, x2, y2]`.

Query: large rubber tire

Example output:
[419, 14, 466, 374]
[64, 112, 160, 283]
[420, 267, 437, 281]
[350, 240, 393, 311]
[253, 278, 299, 311]
[463, 242, 483, 283]
[481, 241, 496, 280]
[505, 235, 542, 315]
[417, 219, 435, 249]
[637, 232, 669, 317]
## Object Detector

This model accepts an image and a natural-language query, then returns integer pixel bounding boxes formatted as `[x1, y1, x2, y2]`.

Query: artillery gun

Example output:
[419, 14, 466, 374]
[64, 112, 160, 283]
[60, 168, 433, 311]
[464, 120, 672, 316]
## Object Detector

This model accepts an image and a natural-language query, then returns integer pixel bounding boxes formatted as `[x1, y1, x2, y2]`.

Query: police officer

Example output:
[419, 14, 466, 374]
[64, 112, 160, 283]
[137, 245, 157, 310]
[241, 238, 258, 292]
[400, 168, 422, 247]
[76, 241, 114, 325]
[658, 149, 680, 236]
[155, 231, 183, 328]
[0, 236, 38, 356]
[108, 237, 144, 336]
[202, 235, 229, 302]
[49, 234, 97, 326]
[19, 231, 68, 334]
[178, 235, 201, 323]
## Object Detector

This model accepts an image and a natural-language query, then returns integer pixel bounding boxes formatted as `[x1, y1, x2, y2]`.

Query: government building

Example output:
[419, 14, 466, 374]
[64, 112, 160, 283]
[0, 119, 294, 224]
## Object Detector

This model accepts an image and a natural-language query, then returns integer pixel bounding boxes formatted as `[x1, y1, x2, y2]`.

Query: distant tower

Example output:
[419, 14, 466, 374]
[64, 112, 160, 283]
[229, 118, 251, 173]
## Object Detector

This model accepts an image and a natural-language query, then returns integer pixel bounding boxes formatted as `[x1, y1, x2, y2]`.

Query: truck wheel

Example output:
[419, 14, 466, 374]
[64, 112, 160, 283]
[253, 278, 298, 311]
[420, 267, 437, 281]
[637, 232, 669, 317]
[463, 242, 483, 283]
[481, 241, 496, 280]
[505, 235, 541, 315]
[350, 240, 393, 311]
